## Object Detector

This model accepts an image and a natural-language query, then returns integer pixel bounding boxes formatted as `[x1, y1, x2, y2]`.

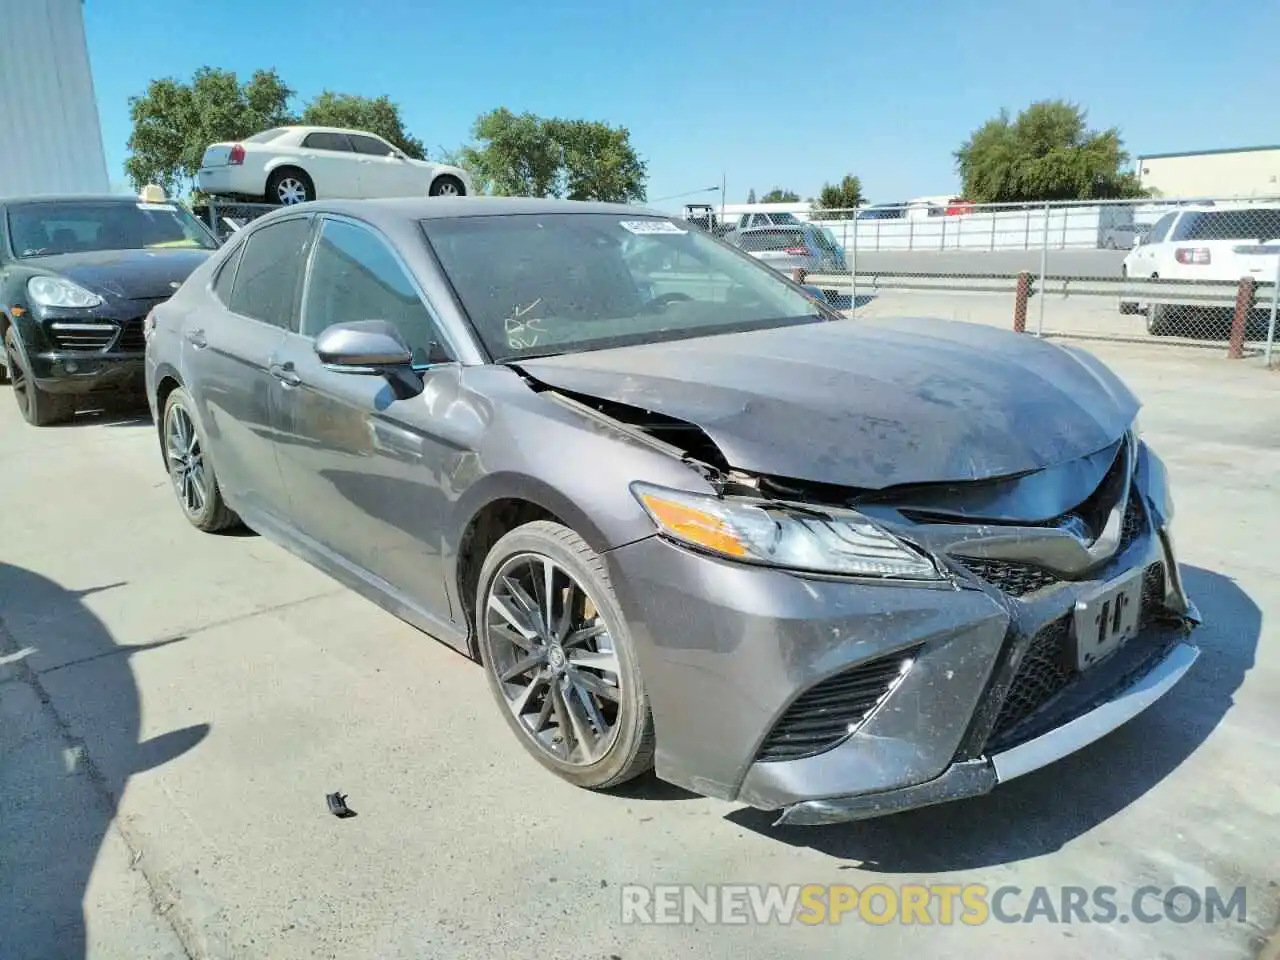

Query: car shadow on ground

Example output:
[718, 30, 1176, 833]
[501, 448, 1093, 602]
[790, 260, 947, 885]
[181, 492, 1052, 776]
[724, 565, 1257, 871]
[0, 563, 210, 959]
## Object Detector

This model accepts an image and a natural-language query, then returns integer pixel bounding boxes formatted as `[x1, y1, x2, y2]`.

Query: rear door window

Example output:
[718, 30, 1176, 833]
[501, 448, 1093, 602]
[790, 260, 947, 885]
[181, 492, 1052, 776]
[228, 217, 313, 329]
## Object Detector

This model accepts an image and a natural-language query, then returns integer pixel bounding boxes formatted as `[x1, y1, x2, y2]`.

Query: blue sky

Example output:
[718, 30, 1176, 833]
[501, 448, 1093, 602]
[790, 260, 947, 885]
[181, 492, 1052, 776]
[86, 0, 1280, 211]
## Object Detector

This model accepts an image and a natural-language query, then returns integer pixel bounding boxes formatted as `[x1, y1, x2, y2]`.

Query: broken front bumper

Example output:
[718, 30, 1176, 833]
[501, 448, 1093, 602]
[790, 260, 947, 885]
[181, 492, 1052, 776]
[605, 463, 1199, 825]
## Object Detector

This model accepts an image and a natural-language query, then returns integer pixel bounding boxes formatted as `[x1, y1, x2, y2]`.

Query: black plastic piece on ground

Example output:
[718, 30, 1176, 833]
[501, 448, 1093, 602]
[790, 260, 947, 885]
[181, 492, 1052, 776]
[326, 791, 357, 818]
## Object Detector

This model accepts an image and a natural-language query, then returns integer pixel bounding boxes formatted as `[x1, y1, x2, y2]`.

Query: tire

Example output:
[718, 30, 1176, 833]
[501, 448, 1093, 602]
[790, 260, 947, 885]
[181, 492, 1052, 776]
[1118, 266, 1138, 315]
[429, 175, 465, 197]
[476, 520, 654, 790]
[4, 326, 75, 426]
[161, 387, 241, 532]
[265, 168, 314, 206]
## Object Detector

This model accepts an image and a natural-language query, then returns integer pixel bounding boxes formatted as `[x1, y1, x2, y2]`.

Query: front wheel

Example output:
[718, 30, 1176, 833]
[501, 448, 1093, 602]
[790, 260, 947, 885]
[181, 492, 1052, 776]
[429, 175, 465, 197]
[4, 326, 75, 426]
[162, 387, 241, 532]
[476, 520, 654, 790]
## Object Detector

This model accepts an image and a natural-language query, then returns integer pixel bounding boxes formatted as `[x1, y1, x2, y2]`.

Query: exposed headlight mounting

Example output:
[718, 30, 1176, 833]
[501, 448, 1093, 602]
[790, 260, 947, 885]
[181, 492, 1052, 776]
[27, 276, 104, 309]
[631, 482, 943, 580]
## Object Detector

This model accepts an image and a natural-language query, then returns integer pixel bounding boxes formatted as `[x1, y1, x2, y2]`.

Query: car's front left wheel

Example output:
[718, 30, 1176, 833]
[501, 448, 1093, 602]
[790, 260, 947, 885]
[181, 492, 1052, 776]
[4, 326, 75, 426]
[162, 387, 241, 532]
[476, 520, 655, 790]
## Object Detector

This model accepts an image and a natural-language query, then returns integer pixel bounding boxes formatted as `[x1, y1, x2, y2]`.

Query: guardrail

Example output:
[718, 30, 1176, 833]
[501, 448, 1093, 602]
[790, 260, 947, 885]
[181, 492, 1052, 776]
[797, 270, 1279, 362]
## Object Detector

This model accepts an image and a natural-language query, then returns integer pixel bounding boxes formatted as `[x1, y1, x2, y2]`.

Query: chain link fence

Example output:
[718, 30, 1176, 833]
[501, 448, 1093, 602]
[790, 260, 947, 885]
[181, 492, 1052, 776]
[193, 199, 279, 244]
[706, 196, 1280, 366]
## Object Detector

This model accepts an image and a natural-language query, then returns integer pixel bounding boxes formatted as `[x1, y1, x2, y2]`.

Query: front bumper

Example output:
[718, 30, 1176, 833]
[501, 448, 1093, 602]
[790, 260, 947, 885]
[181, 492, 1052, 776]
[33, 352, 145, 395]
[605, 482, 1198, 823]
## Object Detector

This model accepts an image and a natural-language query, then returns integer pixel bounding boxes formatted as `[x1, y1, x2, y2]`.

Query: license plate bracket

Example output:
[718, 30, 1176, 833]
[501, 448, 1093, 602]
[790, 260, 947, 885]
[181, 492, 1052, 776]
[1073, 568, 1144, 670]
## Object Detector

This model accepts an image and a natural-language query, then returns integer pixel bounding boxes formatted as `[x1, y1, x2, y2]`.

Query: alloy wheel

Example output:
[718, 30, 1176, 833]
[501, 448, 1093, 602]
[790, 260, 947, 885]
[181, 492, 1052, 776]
[434, 180, 460, 197]
[166, 404, 207, 516]
[482, 553, 623, 766]
[276, 178, 308, 205]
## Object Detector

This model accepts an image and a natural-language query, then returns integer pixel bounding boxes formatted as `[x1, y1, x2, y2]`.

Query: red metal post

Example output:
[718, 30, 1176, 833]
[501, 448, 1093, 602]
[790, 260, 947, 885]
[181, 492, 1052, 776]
[1229, 276, 1255, 359]
[1013, 271, 1031, 333]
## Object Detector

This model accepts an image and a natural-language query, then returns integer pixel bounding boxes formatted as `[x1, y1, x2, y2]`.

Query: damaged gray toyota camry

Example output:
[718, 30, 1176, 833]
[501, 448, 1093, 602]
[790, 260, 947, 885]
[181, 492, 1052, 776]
[145, 197, 1200, 826]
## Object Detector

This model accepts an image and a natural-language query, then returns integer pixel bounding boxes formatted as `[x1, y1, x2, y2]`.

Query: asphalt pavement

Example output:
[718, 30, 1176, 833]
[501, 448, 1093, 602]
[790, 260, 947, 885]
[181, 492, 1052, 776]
[0, 337, 1276, 960]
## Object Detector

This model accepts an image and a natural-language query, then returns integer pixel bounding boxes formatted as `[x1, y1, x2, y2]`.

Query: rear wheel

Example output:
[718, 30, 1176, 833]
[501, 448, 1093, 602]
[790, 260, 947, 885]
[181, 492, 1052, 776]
[266, 168, 314, 206]
[162, 387, 241, 532]
[4, 327, 75, 426]
[429, 175, 465, 197]
[476, 520, 654, 790]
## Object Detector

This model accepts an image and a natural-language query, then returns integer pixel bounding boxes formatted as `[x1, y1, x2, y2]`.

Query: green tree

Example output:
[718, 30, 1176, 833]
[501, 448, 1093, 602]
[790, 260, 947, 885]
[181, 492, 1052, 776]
[746, 188, 757, 204]
[461, 108, 647, 201]
[810, 174, 864, 219]
[300, 92, 425, 159]
[760, 188, 800, 203]
[955, 100, 1147, 203]
[125, 67, 294, 195]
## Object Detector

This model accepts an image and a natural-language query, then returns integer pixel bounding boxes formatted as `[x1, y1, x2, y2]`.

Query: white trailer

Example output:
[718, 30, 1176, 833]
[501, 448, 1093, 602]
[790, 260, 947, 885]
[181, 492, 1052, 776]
[0, 0, 110, 197]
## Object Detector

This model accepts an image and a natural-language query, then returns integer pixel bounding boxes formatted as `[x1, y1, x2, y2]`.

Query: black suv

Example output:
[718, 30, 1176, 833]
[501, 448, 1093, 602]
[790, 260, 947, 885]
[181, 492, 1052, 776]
[0, 194, 219, 425]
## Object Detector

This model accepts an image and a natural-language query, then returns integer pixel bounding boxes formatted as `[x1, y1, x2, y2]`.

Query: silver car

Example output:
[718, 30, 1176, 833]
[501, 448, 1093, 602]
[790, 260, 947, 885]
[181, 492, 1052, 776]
[728, 223, 848, 277]
[144, 197, 1200, 826]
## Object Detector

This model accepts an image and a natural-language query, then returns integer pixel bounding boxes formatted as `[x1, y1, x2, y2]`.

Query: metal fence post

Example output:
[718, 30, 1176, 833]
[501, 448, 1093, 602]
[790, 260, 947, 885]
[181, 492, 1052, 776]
[1037, 202, 1050, 336]
[207, 198, 218, 234]
[849, 211, 858, 313]
[990, 210, 996, 251]
[1267, 255, 1280, 367]
[1229, 276, 1256, 359]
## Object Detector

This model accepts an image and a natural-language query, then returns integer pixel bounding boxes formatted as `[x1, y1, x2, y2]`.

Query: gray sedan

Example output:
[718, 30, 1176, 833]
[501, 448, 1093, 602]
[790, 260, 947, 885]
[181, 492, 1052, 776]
[144, 197, 1200, 825]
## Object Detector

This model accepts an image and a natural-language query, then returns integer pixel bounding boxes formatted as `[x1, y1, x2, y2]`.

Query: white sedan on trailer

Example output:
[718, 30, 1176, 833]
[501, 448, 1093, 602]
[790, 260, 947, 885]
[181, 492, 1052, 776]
[196, 126, 473, 206]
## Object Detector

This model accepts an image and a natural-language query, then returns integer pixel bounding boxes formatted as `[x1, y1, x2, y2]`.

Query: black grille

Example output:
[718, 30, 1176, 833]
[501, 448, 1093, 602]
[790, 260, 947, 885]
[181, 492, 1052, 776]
[963, 558, 1060, 598]
[756, 649, 914, 762]
[115, 318, 146, 352]
[48, 323, 116, 351]
[1119, 495, 1146, 551]
[1140, 562, 1166, 627]
[989, 615, 1076, 740]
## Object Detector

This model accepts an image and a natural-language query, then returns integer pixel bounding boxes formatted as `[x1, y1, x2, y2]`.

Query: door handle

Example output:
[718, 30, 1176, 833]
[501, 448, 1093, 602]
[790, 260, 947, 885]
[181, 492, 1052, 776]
[185, 328, 207, 349]
[269, 361, 301, 387]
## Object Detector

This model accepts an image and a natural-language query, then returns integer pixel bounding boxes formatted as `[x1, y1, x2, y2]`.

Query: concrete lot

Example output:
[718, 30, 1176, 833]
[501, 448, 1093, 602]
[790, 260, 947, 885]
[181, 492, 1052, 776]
[1, 334, 1277, 960]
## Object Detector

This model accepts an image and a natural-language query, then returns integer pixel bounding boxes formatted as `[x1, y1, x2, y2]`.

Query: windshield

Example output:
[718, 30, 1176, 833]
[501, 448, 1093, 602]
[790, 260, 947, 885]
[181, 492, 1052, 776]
[422, 213, 823, 361]
[5, 200, 219, 258]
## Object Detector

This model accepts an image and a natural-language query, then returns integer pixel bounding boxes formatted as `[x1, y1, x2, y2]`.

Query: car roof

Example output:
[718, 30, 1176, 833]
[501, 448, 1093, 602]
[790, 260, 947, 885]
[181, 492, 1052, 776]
[262, 196, 672, 224]
[0, 194, 143, 206]
[273, 125, 388, 138]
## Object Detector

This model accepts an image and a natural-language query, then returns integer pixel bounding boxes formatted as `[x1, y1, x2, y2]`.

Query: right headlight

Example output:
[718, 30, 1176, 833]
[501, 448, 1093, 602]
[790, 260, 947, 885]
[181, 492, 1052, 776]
[27, 276, 103, 309]
[631, 482, 943, 580]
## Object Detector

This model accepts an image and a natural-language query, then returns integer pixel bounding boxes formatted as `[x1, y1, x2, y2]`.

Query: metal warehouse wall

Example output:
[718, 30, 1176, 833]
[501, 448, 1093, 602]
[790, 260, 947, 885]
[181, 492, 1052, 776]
[1138, 148, 1280, 200]
[0, 0, 110, 197]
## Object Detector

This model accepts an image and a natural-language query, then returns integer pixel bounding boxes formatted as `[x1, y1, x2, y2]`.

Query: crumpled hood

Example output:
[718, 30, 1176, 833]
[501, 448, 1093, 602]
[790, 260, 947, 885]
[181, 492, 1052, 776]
[518, 317, 1139, 489]
[25, 248, 212, 301]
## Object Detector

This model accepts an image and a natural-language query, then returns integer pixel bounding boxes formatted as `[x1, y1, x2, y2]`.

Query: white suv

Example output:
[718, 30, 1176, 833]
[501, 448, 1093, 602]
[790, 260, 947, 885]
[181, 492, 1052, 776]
[1121, 204, 1280, 333]
[197, 126, 474, 206]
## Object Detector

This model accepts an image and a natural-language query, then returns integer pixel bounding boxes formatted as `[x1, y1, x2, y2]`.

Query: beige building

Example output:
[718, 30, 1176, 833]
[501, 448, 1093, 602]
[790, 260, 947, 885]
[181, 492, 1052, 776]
[1137, 145, 1280, 200]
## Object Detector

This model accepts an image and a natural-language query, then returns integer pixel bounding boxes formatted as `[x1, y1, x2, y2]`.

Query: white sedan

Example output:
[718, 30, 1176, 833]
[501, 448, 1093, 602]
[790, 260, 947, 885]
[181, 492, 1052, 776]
[196, 126, 473, 205]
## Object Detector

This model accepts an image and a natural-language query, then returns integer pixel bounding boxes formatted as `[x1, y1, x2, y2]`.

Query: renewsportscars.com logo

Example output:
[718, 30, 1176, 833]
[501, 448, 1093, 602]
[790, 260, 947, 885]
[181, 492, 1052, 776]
[620, 884, 1250, 927]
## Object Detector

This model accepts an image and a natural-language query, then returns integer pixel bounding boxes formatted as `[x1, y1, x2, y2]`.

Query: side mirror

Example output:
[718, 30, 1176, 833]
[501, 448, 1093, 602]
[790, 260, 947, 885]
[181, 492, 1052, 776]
[315, 320, 413, 373]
